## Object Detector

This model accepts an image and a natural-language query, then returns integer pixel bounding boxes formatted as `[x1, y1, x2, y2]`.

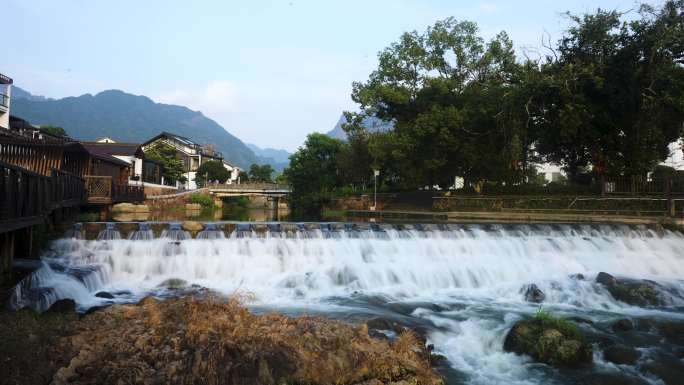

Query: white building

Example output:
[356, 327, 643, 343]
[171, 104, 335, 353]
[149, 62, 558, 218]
[222, 160, 241, 184]
[141, 132, 224, 189]
[0, 73, 13, 130]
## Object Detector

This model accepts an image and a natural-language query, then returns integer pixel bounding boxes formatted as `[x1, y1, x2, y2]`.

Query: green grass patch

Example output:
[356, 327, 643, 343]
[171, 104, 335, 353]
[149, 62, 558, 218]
[189, 194, 215, 209]
[533, 307, 584, 342]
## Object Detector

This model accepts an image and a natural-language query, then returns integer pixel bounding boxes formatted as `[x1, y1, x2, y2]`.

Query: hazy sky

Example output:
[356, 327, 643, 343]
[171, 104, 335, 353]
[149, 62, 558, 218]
[4, 0, 647, 151]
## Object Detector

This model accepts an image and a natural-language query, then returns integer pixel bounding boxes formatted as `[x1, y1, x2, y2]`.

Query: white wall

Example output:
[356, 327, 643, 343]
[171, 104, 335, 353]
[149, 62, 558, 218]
[0, 84, 11, 130]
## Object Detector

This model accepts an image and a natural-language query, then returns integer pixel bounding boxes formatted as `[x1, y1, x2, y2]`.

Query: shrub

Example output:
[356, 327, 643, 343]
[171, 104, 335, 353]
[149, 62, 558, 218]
[189, 194, 214, 209]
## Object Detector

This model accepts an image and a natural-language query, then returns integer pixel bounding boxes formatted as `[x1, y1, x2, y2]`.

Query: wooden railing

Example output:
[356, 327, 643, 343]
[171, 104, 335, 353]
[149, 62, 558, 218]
[0, 160, 85, 232]
[85, 176, 144, 203]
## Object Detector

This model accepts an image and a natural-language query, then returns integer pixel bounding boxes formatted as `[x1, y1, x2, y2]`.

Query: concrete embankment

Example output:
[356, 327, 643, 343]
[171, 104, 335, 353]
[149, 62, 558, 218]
[347, 209, 684, 227]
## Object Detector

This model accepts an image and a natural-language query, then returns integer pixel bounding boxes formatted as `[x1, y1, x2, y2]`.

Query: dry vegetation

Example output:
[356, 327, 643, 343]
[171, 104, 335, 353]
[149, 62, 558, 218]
[29, 295, 444, 385]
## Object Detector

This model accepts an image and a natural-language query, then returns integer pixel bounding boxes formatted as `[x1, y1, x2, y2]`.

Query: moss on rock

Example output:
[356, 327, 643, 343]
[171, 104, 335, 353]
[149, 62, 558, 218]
[503, 310, 592, 368]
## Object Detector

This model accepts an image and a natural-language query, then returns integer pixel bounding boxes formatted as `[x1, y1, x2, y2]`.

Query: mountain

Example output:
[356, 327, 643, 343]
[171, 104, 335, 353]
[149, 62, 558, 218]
[11, 87, 276, 169]
[246, 143, 291, 164]
[12, 86, 52, 102]
[326, 114, 394, 140]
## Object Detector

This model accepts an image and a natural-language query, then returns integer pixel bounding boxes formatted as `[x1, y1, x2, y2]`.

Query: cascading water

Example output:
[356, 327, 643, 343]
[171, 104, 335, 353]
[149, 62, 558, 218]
[97, 223, 121, 240]
[64, 223, 84, 239]
[129, 223, 154, 240]
[196, 223, 225, 240]
[161, 223, 190, 240]
[11, 222, 684, 384]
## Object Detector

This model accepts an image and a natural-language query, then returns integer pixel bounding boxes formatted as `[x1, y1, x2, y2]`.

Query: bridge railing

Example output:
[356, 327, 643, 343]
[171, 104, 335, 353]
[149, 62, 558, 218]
[206, 182, 290, 191]
[85, 175, 145, 203]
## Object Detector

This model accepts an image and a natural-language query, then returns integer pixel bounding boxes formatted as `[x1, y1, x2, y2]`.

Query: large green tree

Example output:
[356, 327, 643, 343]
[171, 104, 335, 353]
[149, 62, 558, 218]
[248, 164, 275, 183]
[195, 160, 231, 187]
[283, 133, 345, 216]
[144, 143, 187, 185]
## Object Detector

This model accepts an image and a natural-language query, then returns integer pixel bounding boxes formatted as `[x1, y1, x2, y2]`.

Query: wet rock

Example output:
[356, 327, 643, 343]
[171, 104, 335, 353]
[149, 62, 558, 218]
[568, 317, 594, 325]
[366, 317, 394, 331]
[611, 318, 634, 333]
[157, 278, 188, 290]
[503, 317, 592, 368]
[603, 344, 640, 365]
[576, 372, 649, 385]
[596, 272, 617, 286]
[522, 284, 545, 303]
[82, 305, 111, 316]
[181, 221, 204, 232]
[595, 273, 662, 307]
[658, 321, 684, 345]
[642, 354, 684, 385]
[95, 291, 114, 299]
[46, 299, 76, 314]
[570, 273, 586, 281]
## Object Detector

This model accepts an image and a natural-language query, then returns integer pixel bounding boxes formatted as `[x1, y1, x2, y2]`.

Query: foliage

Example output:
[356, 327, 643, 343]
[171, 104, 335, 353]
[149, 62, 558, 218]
[144, 143, 187, 185]
[283, 133, 346, 217]
[285, 3, 684, 216]
[194, 160, 230, 187]
[39, 125, 68, 137]
[237, 170, 249, 183]
[189, 193, 214, 208]
[248, 163, 274, 182]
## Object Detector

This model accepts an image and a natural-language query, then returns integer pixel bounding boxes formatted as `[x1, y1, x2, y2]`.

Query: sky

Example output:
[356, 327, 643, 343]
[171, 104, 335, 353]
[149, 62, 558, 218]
[4, 0, 650, 151]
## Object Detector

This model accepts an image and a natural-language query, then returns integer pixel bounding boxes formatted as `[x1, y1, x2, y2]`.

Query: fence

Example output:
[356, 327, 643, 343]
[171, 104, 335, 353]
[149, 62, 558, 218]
[85, 175, 144, 204]
[0, 160, 86, 232]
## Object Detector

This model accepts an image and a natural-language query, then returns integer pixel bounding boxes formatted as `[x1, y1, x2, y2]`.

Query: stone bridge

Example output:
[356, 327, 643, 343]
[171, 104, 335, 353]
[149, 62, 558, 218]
[206, 183, 290, 198]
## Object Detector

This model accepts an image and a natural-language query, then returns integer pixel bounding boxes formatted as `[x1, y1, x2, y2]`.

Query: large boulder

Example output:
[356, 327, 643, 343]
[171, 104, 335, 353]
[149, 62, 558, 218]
[157, 278, 188, 290]
[503, 315, 592, 368]
[595, 272, 662, 307]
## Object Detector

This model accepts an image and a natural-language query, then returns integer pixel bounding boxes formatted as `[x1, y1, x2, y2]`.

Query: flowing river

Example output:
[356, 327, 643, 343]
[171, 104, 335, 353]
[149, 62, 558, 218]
[10, 222, 684, 385]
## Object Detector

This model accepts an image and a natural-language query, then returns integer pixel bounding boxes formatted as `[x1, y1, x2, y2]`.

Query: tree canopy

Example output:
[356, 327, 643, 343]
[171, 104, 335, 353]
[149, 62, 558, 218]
[248, 164, 275, 183]
[195, 160, 231, 187]
[283, 1, 684, 214]
[144, 143, 187, 185]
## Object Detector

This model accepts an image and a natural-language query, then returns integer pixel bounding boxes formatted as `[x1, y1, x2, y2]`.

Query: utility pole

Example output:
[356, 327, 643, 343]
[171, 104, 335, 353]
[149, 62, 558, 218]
[373, 169, 379, 211]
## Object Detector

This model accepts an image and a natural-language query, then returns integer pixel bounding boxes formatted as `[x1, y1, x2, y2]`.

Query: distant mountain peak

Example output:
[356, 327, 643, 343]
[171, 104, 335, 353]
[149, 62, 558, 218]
[326, 113, 394, 140]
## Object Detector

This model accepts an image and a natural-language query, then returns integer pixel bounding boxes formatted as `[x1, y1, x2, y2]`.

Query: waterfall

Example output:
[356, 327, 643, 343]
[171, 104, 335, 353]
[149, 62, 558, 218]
[12, 222, 684, 385]
[129, 223, 154, 240]
[96, 223, 121, 240]
[161, 223, 190, 240]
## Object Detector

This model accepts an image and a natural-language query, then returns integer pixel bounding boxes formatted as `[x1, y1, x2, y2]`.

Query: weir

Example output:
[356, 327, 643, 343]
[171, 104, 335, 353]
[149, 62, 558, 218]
[9, 222, 684, 385]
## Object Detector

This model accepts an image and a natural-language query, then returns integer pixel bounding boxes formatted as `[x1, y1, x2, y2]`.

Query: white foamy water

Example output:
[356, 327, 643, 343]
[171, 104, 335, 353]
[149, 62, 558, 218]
[10, 223, 684, 385]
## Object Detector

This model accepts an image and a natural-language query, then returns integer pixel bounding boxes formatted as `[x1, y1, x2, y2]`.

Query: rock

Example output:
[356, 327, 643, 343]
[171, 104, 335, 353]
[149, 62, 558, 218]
[642, 354, 684, 385]
[603, 344, 640, 365]
[522, 283, 545, 303]
[95, 291, 115, 299]
[503, 317, 592, 368]
[596, 273, 662, 307]
[134, 204, 150, 213]
[570, 273, 586, 281]
[366, 317, 394, 331]
[658, 322, 684, 345]
[112, 203, 137, 212]
[185, 203, 202, 211]
[596, 272, 617, 286]
[611, 318, 634, 332]
[181, 221, 203, 232]
[568, 317, 594, 325]
[82, 305, 111, 316]
[46, 299, 76, 314]
[157, 278, 188, 290]
[577, 373, 649, 385]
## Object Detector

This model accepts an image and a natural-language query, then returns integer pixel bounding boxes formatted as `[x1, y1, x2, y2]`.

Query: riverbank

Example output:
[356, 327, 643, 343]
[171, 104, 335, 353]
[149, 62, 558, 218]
[1, 295, 443, 385]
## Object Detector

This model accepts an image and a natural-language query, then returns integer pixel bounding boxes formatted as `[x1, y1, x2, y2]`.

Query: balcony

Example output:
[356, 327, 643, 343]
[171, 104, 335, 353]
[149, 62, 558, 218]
[0, 93, 8, 110]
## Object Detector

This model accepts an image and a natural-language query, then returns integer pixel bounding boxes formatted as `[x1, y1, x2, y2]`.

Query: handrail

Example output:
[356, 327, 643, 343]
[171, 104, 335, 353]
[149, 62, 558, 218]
[206, 182, 290, 190]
